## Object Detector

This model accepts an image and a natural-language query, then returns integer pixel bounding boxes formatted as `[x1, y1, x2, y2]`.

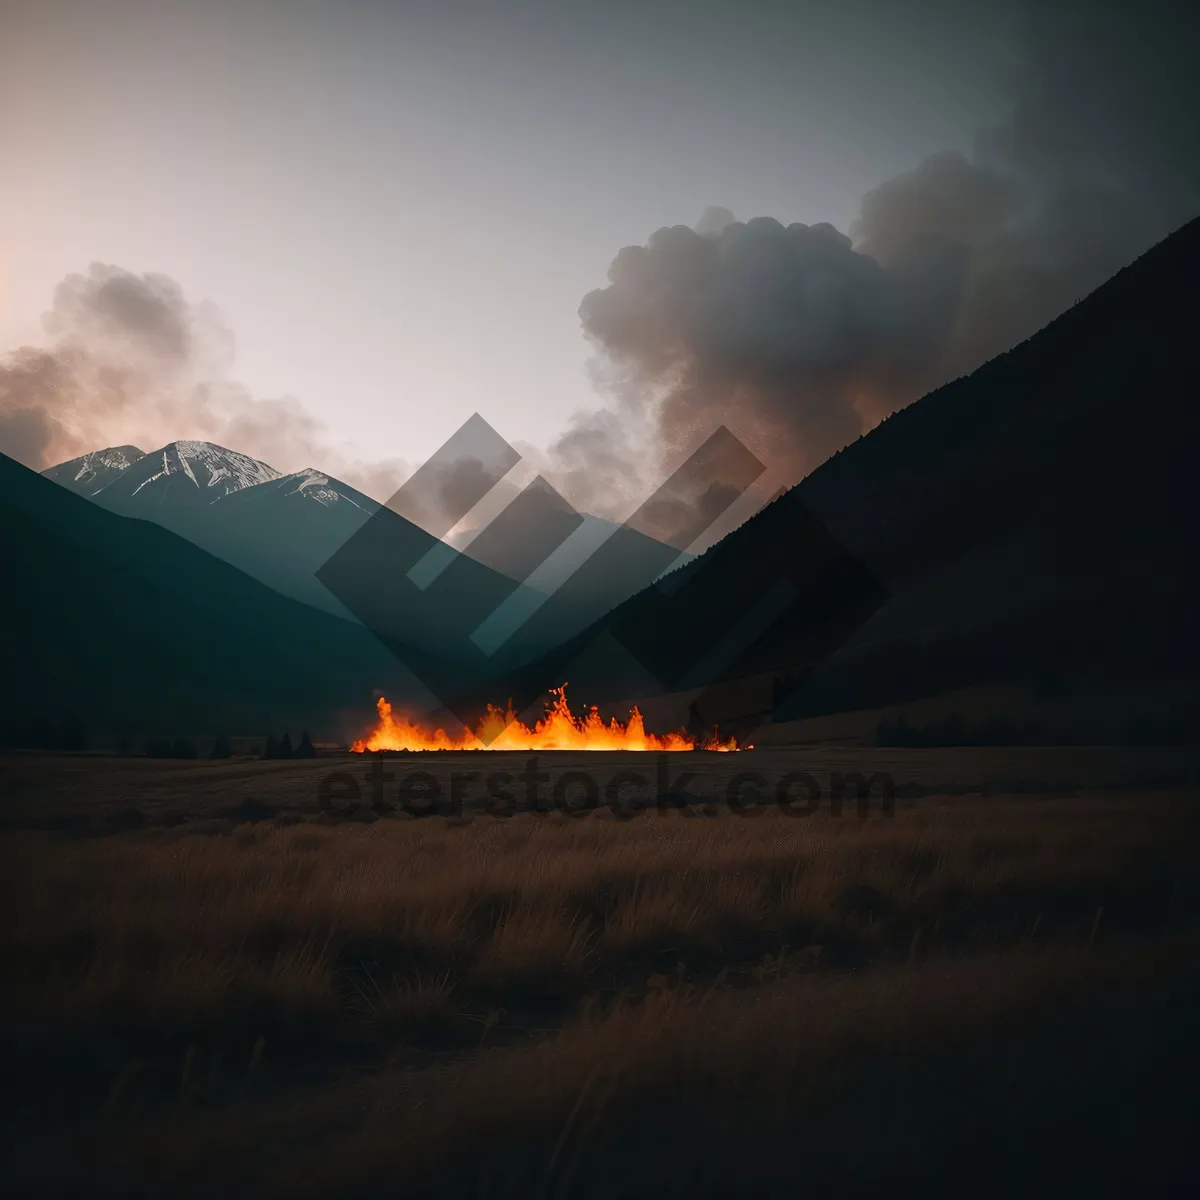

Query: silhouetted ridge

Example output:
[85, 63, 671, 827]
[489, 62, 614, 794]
[0, 448, 425, 741]
[487, 217, 1200, 739]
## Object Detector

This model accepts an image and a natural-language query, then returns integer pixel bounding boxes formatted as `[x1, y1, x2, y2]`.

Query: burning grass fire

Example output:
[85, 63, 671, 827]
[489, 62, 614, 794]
[352, 685, 742, 752]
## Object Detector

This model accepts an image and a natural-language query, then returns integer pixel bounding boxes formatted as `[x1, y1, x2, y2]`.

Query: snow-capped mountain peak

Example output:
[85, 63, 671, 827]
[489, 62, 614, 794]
[39, 445, 146, 497]
[263, 467, 372, 510]
[151, 440, 282, 496]
[52, 439, 284, 515]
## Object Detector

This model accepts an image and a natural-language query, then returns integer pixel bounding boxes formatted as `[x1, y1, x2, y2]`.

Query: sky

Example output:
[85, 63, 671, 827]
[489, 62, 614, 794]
[0, 2, 1011, 473]
[1, 0, 1196, 521]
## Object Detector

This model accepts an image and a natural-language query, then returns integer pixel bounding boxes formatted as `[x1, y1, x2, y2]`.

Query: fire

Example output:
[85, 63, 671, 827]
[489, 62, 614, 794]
[352, 685, 740, 752]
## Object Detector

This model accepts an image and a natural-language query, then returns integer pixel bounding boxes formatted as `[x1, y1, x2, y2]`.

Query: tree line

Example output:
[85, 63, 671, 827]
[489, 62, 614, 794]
[146, 731, 318, 758]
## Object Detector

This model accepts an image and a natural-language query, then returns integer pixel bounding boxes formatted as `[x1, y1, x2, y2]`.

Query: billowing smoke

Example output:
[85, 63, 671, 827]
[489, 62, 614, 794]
[0, 263, 408, 495]
[566, 1, 1200, 501]
[578, 214, 964, 480]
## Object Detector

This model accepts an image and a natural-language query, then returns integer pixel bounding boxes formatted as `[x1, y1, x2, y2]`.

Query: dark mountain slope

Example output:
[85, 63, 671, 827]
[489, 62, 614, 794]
[144, 462, 387, 620]
[0, 451, 426, 742]
[775, 215, 1199, 725]
[488, 217, 1199, 740]
[46, 440, 589, 653]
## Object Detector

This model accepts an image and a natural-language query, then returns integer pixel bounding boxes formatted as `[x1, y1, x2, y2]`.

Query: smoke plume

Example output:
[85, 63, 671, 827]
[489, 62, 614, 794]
[564, 1, 1200, 506]
[0, 262, 407, 495]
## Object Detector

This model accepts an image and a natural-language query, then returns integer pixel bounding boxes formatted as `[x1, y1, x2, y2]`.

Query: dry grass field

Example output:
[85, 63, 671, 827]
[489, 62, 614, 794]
[3, 748, 1199, 1196]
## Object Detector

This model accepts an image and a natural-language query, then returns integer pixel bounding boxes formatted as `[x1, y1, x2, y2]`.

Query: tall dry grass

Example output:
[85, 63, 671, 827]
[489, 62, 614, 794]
[7, 942, 1199, 1197]
[3, 791, 1198, 1196]
[6, 796, 1195, 1034]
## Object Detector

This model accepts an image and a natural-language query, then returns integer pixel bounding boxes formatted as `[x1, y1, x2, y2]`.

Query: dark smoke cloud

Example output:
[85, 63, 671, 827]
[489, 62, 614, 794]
[694, 206, 736, 237]
[0, 263, 408, 496]
[579, 215, 964, 477]
[567, 0, 1200, 499]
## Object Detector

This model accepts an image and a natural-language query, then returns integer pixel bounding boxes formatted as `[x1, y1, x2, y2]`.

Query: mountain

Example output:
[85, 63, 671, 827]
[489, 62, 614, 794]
[42, 440, 515, 636]
[93, 439, 282, 512]
[486, 217, 1200, 743]
[257, 467, 372, 510]
[40, 445, 145, 497]
[120, 455, 383, 618]
[41, 439, 702, 669]
[35, 438, 604, 670]
[109, 450, 558, 653]
[1, 447, 429, 744]
[770, 216, 1199, 737]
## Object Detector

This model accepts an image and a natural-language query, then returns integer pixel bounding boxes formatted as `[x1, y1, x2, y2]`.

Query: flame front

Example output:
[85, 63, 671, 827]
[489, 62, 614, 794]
[352, 685, 739, 752]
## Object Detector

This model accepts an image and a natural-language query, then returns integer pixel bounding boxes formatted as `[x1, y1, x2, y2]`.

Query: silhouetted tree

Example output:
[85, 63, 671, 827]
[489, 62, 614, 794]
[278, 732, 294, 759]
[263, 735, 280, 760]
[146, 737, 173, 758]
[210, 733, 233, 759]
[294, 731, 316, 759]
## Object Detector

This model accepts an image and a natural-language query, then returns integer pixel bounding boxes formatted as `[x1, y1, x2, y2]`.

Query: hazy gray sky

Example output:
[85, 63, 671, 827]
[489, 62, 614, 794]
[0, 0, 1016, 481]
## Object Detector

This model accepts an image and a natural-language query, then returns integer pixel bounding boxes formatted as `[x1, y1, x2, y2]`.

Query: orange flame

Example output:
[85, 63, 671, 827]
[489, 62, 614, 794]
[352, 685, 740, 752]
